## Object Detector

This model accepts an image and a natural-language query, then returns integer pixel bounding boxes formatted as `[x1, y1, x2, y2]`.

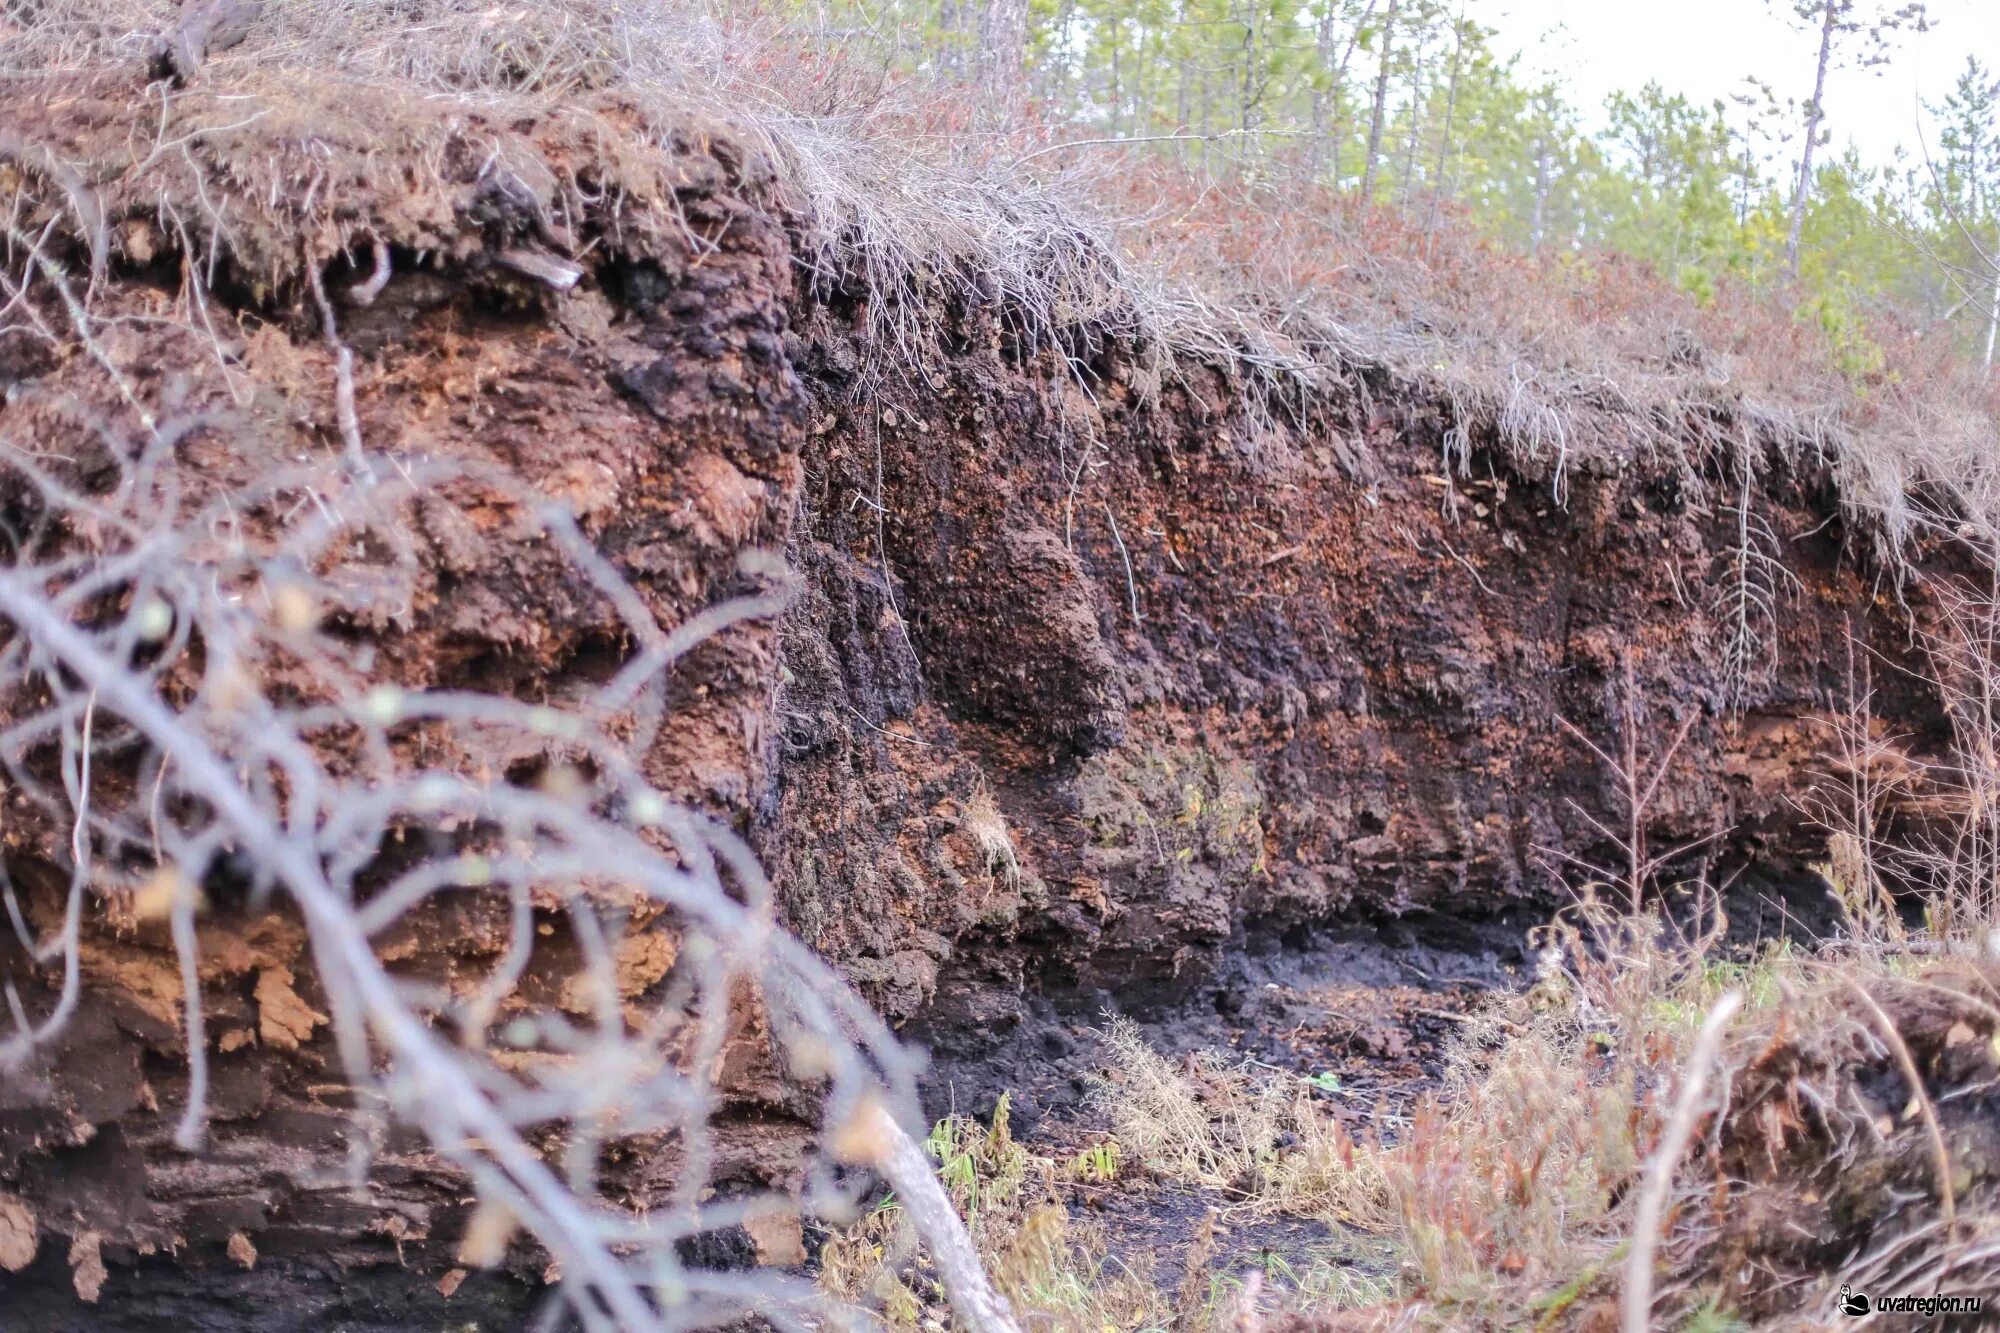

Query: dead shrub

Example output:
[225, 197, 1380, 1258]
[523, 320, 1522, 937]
[1669, 960, 2000, 1325]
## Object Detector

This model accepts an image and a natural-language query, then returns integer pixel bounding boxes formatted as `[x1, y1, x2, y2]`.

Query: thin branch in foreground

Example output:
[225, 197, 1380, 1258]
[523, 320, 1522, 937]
[1623, 988, 1743, 1333]
[1840, 977, 1957, 1237]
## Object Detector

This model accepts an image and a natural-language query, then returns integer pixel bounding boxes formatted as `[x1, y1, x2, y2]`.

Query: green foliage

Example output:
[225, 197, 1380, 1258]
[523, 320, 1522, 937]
[1679, 1293, 1752, 1333]
[925, 1091, 1030, 1217]
[1065, 1139, 1121, 1183]
[802, 0, 1991, 369]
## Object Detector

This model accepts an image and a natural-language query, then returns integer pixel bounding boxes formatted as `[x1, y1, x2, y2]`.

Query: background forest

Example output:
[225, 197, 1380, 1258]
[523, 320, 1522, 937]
[778, 0, 1999, 375]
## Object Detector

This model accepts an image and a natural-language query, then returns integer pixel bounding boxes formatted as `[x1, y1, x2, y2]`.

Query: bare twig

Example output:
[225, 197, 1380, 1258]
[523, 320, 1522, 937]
[1552, 657, 1704, 909]
[496, 247, 585, 290]
[1623, 988, 1742, 1333]
[1840, 977, 1957, 1236]
[859, 1101, 1024, 1333]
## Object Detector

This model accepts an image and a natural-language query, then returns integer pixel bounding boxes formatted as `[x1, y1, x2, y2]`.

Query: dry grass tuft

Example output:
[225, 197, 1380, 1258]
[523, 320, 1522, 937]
[960, 786, 1022, 887]
[1088, 1017, 1287, 1193]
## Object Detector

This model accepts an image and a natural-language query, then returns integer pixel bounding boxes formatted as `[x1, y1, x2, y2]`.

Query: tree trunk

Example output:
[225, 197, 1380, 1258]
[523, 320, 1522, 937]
[938, 2, 960, 77]
[1108, 20, 1121, 137]
[1531, 138, 1550, 253]
[1400, 55, 1425, 201]
[1786, 0, 1838, 276]
[1312, 0, 1377, 188]
[1429, 3, 1467, 228]
[1308, 5, 1339, 183]
[1984, 255, 2000, 372]
[975, 0, 1030, 116]
[1177, 54, 1190, 139]
[1200, 65, 1212, 175]
[1240, 0, 1264, 158]
[1362, 0, 1400, 199]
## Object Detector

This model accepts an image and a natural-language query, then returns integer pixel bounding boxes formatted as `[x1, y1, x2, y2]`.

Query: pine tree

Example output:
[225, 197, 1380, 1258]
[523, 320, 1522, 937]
[1925, 56, 2000, 366]
[1361, 0, 1400, 198]
[1771, 0, 1931, 275]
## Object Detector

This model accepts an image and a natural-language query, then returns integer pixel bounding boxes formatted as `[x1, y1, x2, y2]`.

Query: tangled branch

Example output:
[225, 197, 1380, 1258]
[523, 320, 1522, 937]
[0, 231, 1013, 1330]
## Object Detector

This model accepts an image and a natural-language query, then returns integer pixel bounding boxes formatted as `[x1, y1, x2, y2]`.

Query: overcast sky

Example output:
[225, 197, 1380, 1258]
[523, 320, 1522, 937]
[1480, 0, 2000, 170]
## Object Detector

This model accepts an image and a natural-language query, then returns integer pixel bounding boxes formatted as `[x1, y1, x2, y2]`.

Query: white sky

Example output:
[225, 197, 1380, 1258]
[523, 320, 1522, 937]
[1480, 0, 2000, 170]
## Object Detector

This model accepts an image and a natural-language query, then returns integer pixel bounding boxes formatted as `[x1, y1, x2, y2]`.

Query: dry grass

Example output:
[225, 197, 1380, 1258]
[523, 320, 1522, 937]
[960, 786, 1022, 887]
[1080, 895, 1800, 1329]
[820, 1091, 1405, 1332]
[820, 912, 1976, 1328]
[4, 0, 1999, 575]
[1075, 880, 2000, 1329]
[1379, 912, 1719, 1317]
[1087, 1017, 1287, 1194]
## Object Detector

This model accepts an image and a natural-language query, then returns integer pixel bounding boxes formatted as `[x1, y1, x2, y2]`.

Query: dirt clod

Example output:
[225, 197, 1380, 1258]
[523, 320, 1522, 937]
[0, 1195, 37, 1273]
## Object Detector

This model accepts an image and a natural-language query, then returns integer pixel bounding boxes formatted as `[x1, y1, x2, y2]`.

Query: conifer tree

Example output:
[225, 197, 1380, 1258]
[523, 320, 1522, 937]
[1771, 0, 1931, 274]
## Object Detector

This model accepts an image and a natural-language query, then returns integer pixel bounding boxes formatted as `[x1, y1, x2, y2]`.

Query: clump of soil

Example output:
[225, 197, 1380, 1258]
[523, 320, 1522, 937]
[1689, 959, 2000, 1325]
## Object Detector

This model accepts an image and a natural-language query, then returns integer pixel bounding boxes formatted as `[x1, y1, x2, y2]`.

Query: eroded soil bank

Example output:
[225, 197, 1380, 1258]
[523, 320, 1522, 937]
[0, 75, 1946, 1325]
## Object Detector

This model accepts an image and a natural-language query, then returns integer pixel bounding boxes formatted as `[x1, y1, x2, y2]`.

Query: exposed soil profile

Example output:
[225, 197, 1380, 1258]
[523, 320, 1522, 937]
[0, 33, 1992, 1333]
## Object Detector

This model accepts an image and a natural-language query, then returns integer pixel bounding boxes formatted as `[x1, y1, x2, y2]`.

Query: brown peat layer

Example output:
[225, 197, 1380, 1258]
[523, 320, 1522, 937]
[0, 65, 1985, 1329]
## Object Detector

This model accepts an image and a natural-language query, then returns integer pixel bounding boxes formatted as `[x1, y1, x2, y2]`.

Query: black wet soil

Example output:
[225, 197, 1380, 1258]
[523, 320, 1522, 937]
[914, 912, 1537, 1302]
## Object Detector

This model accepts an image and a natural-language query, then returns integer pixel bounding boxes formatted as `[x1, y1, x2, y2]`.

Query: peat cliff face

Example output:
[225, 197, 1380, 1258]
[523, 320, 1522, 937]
[0, 79, 1941, 1323]
[773, 320, 1935, 1040]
